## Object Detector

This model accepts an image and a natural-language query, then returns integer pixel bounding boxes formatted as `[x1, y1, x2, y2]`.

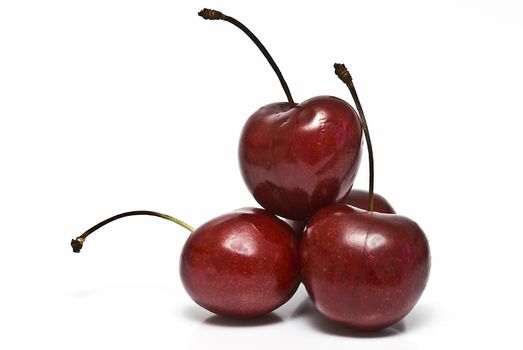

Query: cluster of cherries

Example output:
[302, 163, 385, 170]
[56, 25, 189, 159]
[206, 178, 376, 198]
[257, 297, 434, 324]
[72, 9, 430, 332]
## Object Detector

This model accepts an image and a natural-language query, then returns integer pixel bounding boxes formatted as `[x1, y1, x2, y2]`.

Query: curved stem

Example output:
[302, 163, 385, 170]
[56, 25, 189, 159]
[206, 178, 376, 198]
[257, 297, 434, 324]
[334, 63, 374, 212]
[71, 210, 194, 253]
[198, 8, 295, 106]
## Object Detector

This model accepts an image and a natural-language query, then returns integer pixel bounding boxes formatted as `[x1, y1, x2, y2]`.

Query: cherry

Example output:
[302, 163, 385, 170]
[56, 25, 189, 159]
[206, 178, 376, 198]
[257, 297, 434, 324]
[299, 64, 431, 330]
[181, 207, 300, 318]
[71, 208, 300, 319]
[300, 204, 429, 330]
[346, 189, 395, 214]
[199, 9, 363, 220]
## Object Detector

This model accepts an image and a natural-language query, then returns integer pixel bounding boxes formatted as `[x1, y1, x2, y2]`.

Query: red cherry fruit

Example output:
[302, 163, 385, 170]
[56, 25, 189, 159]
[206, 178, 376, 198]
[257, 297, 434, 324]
[346, 189, 395, 214]
[180, 208, 300, 318]
[199, 9, 363, 220]
[239, 97, 362, 220]
[300, 204, 430, 330]
[298, 63, 431, 330]
[71, 208, 300, 319]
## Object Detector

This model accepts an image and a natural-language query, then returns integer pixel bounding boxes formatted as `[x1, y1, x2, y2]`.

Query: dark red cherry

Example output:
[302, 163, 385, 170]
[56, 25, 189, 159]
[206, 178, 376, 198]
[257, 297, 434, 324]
[199, 10, 363, 220]
[300, 204, 430, 330]
[346, 189, 396, 214]
[239, 96, 362, 220]
[298, 63, 431, 331]
[71, 208, 300, 320]
[180, 208, 300, 318]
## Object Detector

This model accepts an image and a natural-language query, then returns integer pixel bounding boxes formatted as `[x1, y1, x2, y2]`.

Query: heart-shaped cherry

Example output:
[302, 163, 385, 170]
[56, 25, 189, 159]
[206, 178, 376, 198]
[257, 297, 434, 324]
[299, 64, 430, 330]
[71, 208, 300, 319]
[199, 9, 363, 220]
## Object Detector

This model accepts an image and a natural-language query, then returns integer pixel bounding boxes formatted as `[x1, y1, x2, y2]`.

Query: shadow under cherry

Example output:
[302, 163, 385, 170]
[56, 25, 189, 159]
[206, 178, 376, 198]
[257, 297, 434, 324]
[181, 294, 432, 335]
[292, 297, 428, 338]
[181, 305, 283, 327]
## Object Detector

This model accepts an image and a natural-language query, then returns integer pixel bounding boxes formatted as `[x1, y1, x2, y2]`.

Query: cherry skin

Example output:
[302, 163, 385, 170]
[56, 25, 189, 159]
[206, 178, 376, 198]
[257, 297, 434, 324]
[239, 96, 363, 220]
[180, 207, 300, 319]
[300, 203, 430, 330]
[346, 189, 396, 214]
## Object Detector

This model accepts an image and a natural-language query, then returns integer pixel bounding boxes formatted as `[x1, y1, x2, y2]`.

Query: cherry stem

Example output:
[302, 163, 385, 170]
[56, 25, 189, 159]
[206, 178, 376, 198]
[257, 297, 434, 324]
[334, 63, 374, 212]
[198, 8, 296, 106]
[71, 210, 194, 253]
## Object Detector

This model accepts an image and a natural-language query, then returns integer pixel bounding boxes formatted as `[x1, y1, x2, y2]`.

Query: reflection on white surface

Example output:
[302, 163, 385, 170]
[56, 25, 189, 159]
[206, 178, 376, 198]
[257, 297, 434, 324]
[186, 286, 420, 350]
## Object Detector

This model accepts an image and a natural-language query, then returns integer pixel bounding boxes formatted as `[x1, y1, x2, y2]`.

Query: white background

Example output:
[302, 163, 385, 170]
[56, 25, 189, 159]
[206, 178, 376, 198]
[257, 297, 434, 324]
[1, 0, 522, 348]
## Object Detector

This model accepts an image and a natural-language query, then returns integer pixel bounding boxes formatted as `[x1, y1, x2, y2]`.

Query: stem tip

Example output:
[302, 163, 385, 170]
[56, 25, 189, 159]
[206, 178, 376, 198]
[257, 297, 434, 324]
[198, 8, 224, 20]
[334, 63, 352, 85]
[71, 237, 85, 253]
